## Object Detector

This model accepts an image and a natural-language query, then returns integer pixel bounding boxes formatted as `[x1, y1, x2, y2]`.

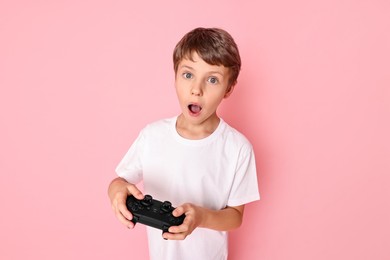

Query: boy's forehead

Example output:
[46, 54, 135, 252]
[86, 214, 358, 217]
[179, 52, 228, 72]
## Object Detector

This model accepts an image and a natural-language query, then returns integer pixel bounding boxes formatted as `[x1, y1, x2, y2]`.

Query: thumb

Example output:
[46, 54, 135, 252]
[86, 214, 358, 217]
[173, 205, 186, 217]
[127, 184, 144, 200]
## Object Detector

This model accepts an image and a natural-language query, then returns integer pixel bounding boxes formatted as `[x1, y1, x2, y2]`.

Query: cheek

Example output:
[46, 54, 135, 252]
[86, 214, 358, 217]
[175, 79, 188, 92]
[174, 80, 183, 93]
[207, 94, 225, 108]
[175, 87, 187, 105]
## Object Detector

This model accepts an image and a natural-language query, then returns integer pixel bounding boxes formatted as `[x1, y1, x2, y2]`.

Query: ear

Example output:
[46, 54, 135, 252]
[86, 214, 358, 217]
[224, 84, 235, 98]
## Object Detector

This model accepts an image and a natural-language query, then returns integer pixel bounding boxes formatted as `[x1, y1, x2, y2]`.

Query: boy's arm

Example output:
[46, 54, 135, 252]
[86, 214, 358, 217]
[108, 177, 144, 229]
[163, 203, 245, 240]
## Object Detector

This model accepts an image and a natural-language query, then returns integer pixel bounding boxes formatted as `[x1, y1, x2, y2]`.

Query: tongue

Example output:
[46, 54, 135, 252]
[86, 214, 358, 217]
[190, 105, 201, 113]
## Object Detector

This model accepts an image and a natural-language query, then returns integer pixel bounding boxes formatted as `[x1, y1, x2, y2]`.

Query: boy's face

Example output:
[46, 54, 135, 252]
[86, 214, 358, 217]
[175, 52, 233, 130]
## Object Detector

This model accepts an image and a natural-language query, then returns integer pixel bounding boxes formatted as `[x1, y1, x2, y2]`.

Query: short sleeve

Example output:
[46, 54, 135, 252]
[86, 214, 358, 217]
[115, 130, 145, 184]
[227, 144, 260, 206]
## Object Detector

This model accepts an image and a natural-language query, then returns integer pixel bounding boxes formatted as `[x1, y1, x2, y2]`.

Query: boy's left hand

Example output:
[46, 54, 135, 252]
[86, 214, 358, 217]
[161, 202, 245, 240]
[162, 203, 203, 240]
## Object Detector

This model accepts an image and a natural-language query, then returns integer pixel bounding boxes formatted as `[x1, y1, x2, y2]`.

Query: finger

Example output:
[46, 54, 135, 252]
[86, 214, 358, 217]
[172, 205, 186, 217]
[127, 185, 144, 200]
[115, 198, 136, 228]
[168, 223, 189, 234]
[115, 207, 135, 228]
[118, 201, 133, 221]
[168, 215, 191, 233]
[115, 185, 142, 228]
[162, 231, 187, 240]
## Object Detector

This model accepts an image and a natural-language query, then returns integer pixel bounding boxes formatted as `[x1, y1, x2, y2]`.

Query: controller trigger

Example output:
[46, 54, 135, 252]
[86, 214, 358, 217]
[162, 225, 169, 233]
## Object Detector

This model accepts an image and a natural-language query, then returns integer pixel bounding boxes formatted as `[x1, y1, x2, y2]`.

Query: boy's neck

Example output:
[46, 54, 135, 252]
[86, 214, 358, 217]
[175, 114, 220, 140]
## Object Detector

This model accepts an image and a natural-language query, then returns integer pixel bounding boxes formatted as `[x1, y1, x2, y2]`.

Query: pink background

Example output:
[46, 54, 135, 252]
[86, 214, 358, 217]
[1, 1, 389, 259]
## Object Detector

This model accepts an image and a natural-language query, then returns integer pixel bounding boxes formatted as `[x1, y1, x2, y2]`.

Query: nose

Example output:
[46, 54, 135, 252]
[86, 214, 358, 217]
[191, 81, 203, 96]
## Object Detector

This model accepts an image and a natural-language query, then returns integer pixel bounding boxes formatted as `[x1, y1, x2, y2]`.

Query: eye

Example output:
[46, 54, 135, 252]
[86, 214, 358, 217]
[182, 72, 193, 79]
[208, 77, 219, 84]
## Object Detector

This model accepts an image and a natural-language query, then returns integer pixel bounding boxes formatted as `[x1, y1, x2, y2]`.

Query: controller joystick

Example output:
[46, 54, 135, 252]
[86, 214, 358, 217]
[141, 195, 153, 206]
[126, 194, 185, 235]
[161, 201, 173, 213]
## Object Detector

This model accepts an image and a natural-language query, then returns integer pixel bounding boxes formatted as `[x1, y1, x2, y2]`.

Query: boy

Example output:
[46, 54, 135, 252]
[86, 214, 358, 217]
[108, 27, 260, 260]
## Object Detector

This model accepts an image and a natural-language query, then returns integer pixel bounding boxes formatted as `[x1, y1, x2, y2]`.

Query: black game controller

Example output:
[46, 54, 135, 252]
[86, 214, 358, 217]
[126, 194, 185, 234]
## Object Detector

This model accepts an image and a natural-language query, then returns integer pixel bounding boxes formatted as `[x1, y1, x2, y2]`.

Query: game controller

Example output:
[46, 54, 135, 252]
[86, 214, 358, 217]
[126, 194, 185, 234]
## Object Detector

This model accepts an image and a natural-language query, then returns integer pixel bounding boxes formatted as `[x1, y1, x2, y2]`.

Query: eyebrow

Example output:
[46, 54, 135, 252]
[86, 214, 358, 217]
[179, 65, 195, 71]
[179, 65, 225, 77]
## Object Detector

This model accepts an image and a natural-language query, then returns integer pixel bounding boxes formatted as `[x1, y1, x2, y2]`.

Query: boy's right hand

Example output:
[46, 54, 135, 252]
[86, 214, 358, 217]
[108, 177, 144, 229]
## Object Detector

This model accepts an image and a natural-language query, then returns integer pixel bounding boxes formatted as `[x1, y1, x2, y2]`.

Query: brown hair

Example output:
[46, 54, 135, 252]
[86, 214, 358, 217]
[173, 27, 241, 89]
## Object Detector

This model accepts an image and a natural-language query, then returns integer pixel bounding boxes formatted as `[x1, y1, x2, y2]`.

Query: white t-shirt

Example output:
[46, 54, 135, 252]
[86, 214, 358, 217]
[116, 117, 260, 260]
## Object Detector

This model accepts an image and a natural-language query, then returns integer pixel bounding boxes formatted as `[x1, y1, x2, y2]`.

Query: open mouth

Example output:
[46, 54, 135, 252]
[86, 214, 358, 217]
[188, 104, 202, 114]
